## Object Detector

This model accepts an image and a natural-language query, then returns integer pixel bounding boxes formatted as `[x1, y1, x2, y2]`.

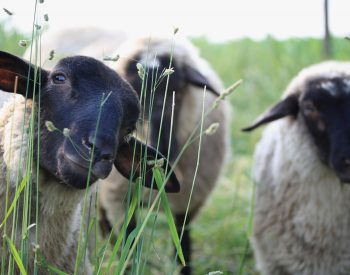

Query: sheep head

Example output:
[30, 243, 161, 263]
[243, 62, 350, 183]
[0, 51, 180, 192]
[121, 39, 220, 161]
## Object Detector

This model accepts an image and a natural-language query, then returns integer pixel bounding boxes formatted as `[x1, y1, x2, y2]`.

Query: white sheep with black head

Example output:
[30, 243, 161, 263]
[98, 36, 229, 275]
[243, 61, 350, 275]
[0, 51, 179, 274]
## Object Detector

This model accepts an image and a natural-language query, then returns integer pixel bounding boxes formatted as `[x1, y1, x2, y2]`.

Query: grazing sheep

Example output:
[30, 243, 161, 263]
[98, 36, 229, 275]
[0, 51, 179, 274]
[243, 61, 350, 275]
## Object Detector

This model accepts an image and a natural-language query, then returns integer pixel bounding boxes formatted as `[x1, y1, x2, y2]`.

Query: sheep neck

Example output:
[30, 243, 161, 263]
[0, 166, 90, 273]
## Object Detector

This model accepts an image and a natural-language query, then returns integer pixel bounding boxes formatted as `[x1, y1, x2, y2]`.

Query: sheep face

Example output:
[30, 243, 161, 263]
[243, 74, 350, 183]
[124, 50, 219, 160]
[0, 51, 180, 192]
[38, 56, 140, 188]
[300, 77, 350, 182]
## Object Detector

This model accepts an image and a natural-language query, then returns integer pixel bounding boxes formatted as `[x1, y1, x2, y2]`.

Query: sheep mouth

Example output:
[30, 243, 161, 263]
[337, 174, 350, 184]
[63, 153, 98, 178]
[64, 153, 90, 168]
[64, 153, 112, 180]
[333, 168, 350, 183]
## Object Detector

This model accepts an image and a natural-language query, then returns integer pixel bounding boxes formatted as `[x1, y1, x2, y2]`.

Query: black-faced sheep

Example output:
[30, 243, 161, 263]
[243, 61, 350, 275]
[0, 51, 179, 274]
[98, 36, 229, 275]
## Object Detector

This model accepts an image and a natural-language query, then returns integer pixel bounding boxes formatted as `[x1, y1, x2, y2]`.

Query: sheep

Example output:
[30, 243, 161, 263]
[243, 61, 350, 275]
[0, 50, 179, 274]
[98, 36, 229, 275]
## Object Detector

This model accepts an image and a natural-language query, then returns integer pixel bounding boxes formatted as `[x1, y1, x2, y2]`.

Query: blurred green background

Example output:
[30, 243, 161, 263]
[1, 21, 349, 274]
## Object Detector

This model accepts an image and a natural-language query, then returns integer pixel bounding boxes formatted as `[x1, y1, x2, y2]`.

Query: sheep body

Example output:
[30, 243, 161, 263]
[250, 61, 350, 275]
[100, 36, 229, 219]
[0, 92, 11, 109]
[0, 96, 92, 274]
[99, 36, 230, 274]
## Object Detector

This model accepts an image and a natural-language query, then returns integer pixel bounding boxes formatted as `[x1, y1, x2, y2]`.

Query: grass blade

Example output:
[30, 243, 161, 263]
[45, 265, 69, 275]
[104, 181, 140, 273]
[153, 167, 185, 265]
[36, 248, 69, 275]
[4, 235, 27, 275]
[0, 176, 28, 228]
[115, 227, 138, 274]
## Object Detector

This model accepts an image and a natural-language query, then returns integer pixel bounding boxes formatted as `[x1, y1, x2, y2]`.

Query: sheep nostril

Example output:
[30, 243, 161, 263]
[82, 137, 94, 150]
[100, 154, 113, 162]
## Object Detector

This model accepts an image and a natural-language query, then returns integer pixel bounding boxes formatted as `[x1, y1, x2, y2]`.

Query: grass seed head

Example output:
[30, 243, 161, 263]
[3, 8, 13, 16]
[49, 50, 55, 60]
[147, 158, 165, 168]
[18, 40, 28, 47]
[205, 122, 220, 136]
[137, 62, 145, 80]
[218, 79, 242, 100]
[45, 121, 57, 132]
[162, 67, 175, 77]
[213, 79, 243, 108]
[103, 54, 120, 62]
[63, 128, 70, 137]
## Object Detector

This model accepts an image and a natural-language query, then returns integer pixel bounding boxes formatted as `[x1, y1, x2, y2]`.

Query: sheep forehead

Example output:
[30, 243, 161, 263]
[54, 56, 125, 89]
[139, 52, 161, 68]
[310, 78, 350, 98]
[284, 61, 350, 97]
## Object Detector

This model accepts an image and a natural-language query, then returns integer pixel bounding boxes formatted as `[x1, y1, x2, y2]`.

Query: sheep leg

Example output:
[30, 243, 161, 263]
[176, 213, 192, 275]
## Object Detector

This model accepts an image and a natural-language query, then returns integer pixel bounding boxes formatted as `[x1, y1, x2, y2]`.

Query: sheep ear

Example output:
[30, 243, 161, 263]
[184, 65, 220, 96]
[242, 94, 299, 131]
[114, 136, 180, 193]
[0, 51, 48, 98]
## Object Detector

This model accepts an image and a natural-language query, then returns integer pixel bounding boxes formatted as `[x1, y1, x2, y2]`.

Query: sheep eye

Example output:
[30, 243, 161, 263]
[53, 74, 66, 84]
[127, 126, 136, 134]
[302, 100, 318, 117]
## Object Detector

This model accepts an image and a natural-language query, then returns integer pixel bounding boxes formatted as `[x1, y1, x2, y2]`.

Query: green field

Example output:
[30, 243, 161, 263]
[1, 23, 350, 274]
